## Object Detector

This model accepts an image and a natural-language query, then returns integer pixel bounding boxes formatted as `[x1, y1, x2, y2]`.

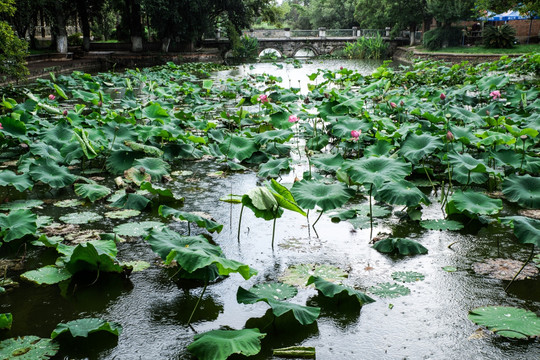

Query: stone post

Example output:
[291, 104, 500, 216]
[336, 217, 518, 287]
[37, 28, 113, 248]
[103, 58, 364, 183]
[319, 27, 326, 38]
[385, 27, 391, 37]
[216, 29, 221, 39]
[284, 28, 291, 38]
[352, 27, 358, 37]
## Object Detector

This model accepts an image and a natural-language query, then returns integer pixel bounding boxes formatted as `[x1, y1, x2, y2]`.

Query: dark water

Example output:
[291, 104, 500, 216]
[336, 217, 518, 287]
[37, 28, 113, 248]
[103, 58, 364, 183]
[1, 60, 539, 360]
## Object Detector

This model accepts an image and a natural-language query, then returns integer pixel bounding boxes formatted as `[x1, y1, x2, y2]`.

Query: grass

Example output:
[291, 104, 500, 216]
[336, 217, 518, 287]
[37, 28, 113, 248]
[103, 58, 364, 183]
[415, 44, 540, 54]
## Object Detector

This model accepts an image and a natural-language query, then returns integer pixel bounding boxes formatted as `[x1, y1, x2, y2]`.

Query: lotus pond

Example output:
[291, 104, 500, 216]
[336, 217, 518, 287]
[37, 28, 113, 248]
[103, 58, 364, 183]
[0, 56, 539, 360]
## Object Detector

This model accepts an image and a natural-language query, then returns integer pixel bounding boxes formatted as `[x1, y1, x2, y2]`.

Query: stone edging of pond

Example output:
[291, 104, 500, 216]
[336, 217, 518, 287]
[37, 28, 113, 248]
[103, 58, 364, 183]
[393, 46, 522, 65]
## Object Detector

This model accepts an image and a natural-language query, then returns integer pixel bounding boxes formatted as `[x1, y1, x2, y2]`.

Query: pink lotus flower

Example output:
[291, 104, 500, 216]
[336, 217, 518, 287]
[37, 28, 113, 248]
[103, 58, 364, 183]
[48, 94, 56, 100]
[390, 102, 397, 108]
[288, 115, 299, 123]
[340, 66, 343, 70]
[446, 131, 454, 141]
[490, 90, 501, 100]
[0, 123, 3, 130]
[440, 93, 446, 100]
[63, 110, 68, 116]
[351, 130, 361, 141]
[258, 94, 269, 103]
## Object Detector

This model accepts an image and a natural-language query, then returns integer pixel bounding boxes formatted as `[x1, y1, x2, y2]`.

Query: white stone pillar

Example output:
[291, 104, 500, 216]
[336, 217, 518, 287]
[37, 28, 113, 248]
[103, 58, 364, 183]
[319, 27, 326, 38]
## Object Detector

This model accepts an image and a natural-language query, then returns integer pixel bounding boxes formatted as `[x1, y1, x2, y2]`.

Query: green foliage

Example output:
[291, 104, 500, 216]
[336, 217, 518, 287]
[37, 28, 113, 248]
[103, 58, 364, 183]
[51, 318, 122, 339]
[423, 27, 463, 51]
[0, 336, 59, 359]
[483, 25, 516, 49]
[468, 306, 540, 339]
[0, 313, 12, 330]
[372, 238, 428, 255]
[67, 32, 83, 46]
[307, 276, 375, 305]
[187, 328, 266, 360]
[426, 0, 476, 26]
[344, 35, 389, 60]
[0, 20, 29, 80]
[232, 35, 259, 59]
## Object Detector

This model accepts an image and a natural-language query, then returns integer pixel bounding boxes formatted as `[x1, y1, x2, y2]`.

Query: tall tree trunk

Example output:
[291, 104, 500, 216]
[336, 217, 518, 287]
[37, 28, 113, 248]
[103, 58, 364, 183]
[409, 24, 416, 45]
[76, 0, 91, 51]
[162, 37, 171, 53]
[128, 0, 143, 52]
[53, 3, 68, 53]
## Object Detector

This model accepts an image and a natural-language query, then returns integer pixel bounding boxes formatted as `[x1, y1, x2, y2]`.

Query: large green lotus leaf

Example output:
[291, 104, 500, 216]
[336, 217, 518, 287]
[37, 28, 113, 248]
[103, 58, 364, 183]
[0, 200, 43, 211]
[140, 181, 183, 201]
[291, 180, 353, 212]
[268, 179, 306, 216]
[249, 282, 298, 301]
[242, 188, 283, 221]
[311, 153, 344, 173]
[391, 271, 425, 283]
[219, 136, 258, 162]
[237, 287, 320, 325]
[29, 142, 63, 163]
[59, 211, 102, 225]
[502, 174, 540, 209]
[399, 133, 443, 164]
[51, 318, 122, 339]
[0, 170, 33, 191]
[0, 336, 59, 359]
[74, 183, 111, 202]
[109, 193, 150, 210]
[364, 141, 394, 157]
[106, 149, 140, 175]
[491, 149, 522, 168]
[0, 115, 27, 140]
[448, 152, 494, 174]
[329, 117, 371, 138]
[42, 122, 73, 149]
[65, 241, 123, 274]
[446, 190, 502, 216]
[341, 157, 411, 188]
[280, 264, 348, 287]
[475, 130, 514, 147]
[159, 205, 223, 233]
[452, 165, 488, 185]
[500, 216, 540, 247]
[369, 282, 411, 298]
[146, 228, 256, 280]
[187, 328, 266, 360]
[29, 158, 76, 188]
[258, 158, 290, 178]
[72, 89, 100, 103]
[21, 265, 73, 285]
[420, 219, 464, 231]
[0, 209, 37, 242]
[468, 306, 540, 339]
[476, 74, 509, 91]
[372, 238, 428, 255]
[306, 134, 329, 151]
[375, 180, 430, 207]
[253, 129, 293, 145]
[448, 106, 484, 127]
[142, 102, 170, 123]
[113, 221, 165, 237]
[132, 157, 170, 181]
[0, 313, 12, 330]
[124, 141, 164, 157]
[306, 276, 375, 306]
[452, 126, 479, 145]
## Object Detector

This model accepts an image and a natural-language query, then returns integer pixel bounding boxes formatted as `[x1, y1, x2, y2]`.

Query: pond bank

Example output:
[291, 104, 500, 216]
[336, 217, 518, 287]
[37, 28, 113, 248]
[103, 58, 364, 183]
[393, 46, 523, 65]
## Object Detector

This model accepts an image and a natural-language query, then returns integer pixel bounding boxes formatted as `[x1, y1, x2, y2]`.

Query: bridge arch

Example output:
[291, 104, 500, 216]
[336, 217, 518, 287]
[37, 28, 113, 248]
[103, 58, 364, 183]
[292, 45, 318, 57]
[259, 48, 283, 58]
[329, 45, 346, 55]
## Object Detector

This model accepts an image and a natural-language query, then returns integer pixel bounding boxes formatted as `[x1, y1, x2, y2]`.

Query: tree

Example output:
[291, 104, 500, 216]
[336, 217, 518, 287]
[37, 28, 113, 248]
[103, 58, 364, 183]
[0, 0, 29, 80]
[426, 0, 476, 27]
[307, 0, 358, 29]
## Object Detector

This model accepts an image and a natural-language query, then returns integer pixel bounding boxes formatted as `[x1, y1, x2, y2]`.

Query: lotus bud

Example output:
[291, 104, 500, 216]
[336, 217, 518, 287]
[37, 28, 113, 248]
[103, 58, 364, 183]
[446, 131, 454, 141]
[98, 101, 103, 107]
[48, 94, 56, 100]
[351, 130, 361, 141]
[400, 100, 404, 107]
[288, 115, 299, 123]
[340, 66, 343, 70]
[440, 93, 446, 100]
[390, 102, 397, 108]
[63, 110, 68, 116]
[520, 135, 528, 141]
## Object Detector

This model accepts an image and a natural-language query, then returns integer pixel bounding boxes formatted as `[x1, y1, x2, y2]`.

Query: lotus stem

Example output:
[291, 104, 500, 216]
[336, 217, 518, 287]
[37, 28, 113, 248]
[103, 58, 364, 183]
[187, 222, 191, 236]
[312, 211, 323, 228]
[504, 244, 535, 292]
[519, 137, 526, 173]
[369, 184, 373, 241]
[237, 204, 244, 242]
[422, 158, 435, 193]
[271, 217, 277, 249]
[100, 127, 118, 173]
[187, 282, 208, 327]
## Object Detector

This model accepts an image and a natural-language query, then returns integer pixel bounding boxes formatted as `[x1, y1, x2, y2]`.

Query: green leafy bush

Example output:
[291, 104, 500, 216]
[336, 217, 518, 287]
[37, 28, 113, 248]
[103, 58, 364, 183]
[68, 32, 83, 46]
[483, 24, 516, 48]
[232, 35, 259, 59]
[423, 27, 463, 50]
[0, 22, 29, 80]
[344, 35, 388, 60]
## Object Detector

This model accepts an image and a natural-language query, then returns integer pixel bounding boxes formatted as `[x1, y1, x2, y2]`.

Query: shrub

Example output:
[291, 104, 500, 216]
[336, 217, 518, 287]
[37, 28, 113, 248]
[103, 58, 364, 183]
[68, 32, 83, 46]
[232, 35, 259, 59]
[483, 24, 516, 48]
[423, 27, 463, 51]
[0, 22, 29, 80]
[344, 35, 388, 60]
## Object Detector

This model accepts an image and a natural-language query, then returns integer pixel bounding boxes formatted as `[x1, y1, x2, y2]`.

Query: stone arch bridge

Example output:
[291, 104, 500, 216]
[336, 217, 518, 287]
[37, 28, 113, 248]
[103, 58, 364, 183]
[202, 28, 409, 58]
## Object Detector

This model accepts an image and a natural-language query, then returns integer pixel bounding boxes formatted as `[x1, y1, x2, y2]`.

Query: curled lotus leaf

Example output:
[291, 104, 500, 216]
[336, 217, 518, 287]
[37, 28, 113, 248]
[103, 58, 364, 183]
[0, 170, 33, 191]
[258, 158, 290, 178]
[502, 174, 540, 209]
[341, 156, 411, 188]
[0, 200, 43, 211]
[133, 157, 171, 181]
[310, 153, 345, 173]
[51, 318, 122, 339]
[29, 158, 76, 188]
[159, 205, 223, 233]
[187, 328, 266, 360]
[399, 133, 443, 164]
[372, 238, 428, 255]
[0, 209, 38, 242]
[468, 306, 540, 339]
[307, 276, 375, 306]
[500, 216, 540, 247]
[74, 183, 111, 202]
[219, 135, 258, 162]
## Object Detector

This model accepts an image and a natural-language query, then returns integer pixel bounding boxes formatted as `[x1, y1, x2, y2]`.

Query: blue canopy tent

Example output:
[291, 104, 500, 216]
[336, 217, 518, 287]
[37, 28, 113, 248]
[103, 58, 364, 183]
[486, 10, 538, 21]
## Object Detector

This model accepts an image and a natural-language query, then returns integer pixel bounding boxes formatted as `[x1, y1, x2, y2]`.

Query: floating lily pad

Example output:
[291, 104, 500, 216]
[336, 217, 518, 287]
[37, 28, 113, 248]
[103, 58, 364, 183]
[442, 266, 458, 272]
[113, 221, 165, 237]
[104, 209, 141, 219]
[420, 219, 464, 231]
[21, 265, 73, 285]
[219, 194, 243, 204]
[391, 271, 425, 283]
[51, 318, 122, 339]
[124, 167, 151, 185]
[121, 260, 150, 272]
[472, 258, 538, 281]
[74, 183, 111, 202]
[0, 336, 59, 359]
[369, 282, 411, 298]
[54, 199, 84, 208]
[187, 328, 266, 360]
[307, 276, 375, 306]
[372, 238, 428, 255]
[348, 216, 373, 229]
[59, 211, 102, 225]
[0, 200, 43, 211]
[468, 306, 540, 339]
[280, 264, 348, 287]
[273, 346, 316, 359]
[249, 282, 298, 301]
[36, 216, 53, 228]
[171, 170, 193, 177]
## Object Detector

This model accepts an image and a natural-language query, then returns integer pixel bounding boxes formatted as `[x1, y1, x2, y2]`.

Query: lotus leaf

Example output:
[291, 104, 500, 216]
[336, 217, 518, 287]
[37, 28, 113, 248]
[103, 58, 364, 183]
[468, 306, 540, 339]
[21, 265, 73, 285]
[341, 157, 411, 187]
[74, 183, 111, 202]
[30, 142, 63, 163]
[391, 271, 425, 283]
[375, 180, 430, 207]
[448, 106, 484, 127]
[502, 174, 540, 209]
[291, 180, 353, 212]
[258, 158, 290, 178]
[0, 115, 27, 139]
[110, 193, 150, 210]
[442, 266, 457, 272]
[124, 141, 164, 157]
[0, 313, 12, 330]
[113, 221, 164, 237]
[106, 149, 140, 175]
[500, 216, 540, 247]
[0, 170, 33, 191]
[399, 133, 442, 164]
[369, 282, 411, 298]
[330, 117, 371, 138]
[0, 209, 37, 242]
[120, 260, 150, 272]
[280, 264, 348, 287]
[59, 211, 102, 225]
[64, 241, 123, 274]
[133, 157, 170, 181]
[54, 199, 84, 208]
[124, 167, 151, 185]
[0, 336, 59, 359]
[250, 282, 298, 301]
[241, 188, 283, 221]
[267, 179, 306, 216]
[447, 153, 489, 173]
[140, 181, 181, 200]
[237, 286, 320, 325]
[146, 228, 256, 280]
[446, 190, 503, 217]
[159, 205, 223, 233]
[104, 209, 141, 219]
[142, 102, 170, 123]
[451, 165, 488, 185]
[420, 219, 464, 231]
[253, 129, 293, 145]
[219, 194, 242, 204]
[353, 204, 392, 217]
[310, 153, 344, 173]
[306, 276, 375, 306]
[219, 136, 257, 162]
[51, 318, 122, 339]
[0, 200, 43, 211]
[273, 346, 316, 358]
[364, 141, 394, 157]
[29, 158, 76, 188]
[372, 238, 428, 255]
[327, 208, 357, 222]
[187, 328, 266, 360]
[306, 134, 329, 151]
[348, 216, 373, 229]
